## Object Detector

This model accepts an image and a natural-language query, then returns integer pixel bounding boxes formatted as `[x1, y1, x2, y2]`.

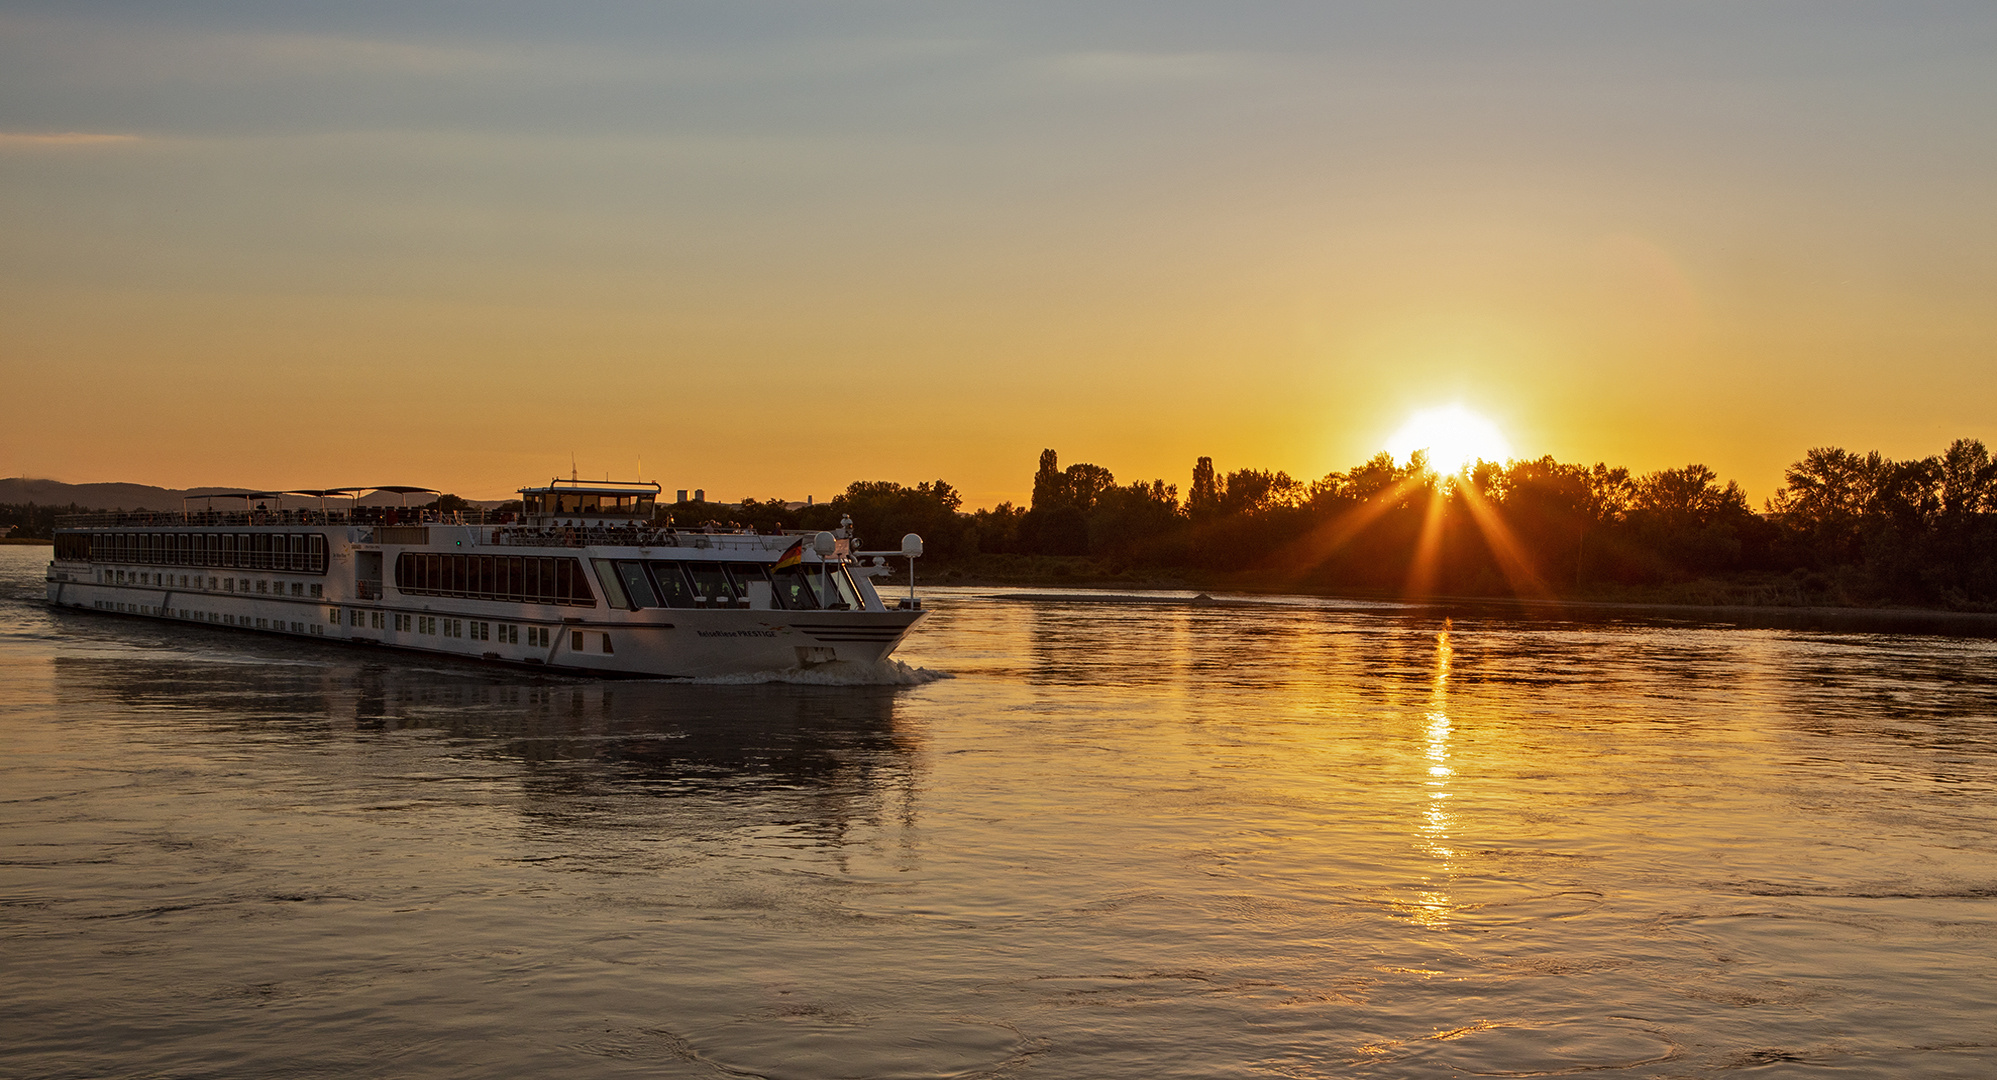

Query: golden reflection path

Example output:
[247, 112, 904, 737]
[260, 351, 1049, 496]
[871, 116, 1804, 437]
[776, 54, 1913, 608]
[1414, 620, 1455, 927]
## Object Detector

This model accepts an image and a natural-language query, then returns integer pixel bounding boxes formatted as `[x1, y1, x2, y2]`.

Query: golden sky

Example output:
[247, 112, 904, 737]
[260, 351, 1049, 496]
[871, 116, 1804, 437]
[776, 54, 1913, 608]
[3, 4, 1994, 506]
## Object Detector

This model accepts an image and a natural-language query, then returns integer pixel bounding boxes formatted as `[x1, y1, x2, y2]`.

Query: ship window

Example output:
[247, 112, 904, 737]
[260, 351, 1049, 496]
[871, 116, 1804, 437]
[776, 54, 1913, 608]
[829, 566, 863, 610]
[682, 562, 734, 605]
[591, 560, 630, 610]
[771, 565, 821, 610]
[615, 561, 658, 609]
[567, 559, 595, 605]
[726, 563, 773, 607]
[726, 563, 770, 591]
[790, 565, 860, 610]
[646, 562, 697, 609]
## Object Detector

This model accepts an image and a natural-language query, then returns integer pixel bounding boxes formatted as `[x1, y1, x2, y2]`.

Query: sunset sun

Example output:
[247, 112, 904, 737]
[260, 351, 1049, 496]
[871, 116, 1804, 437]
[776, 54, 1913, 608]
[1385, 406, 1513, 475]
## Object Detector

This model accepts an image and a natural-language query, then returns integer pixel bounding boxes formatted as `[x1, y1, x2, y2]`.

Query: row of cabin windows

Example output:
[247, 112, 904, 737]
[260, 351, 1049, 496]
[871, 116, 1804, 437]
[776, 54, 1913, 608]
[95, 600, 317, 635]
[99, 599, 607, 654]
[593, 559, 864, 611]
[320, 611, 558, 651]
[67, 531, 328, 574]
[393, 553, 596, 607]
[101, 594, 599, 654]
[105, 569, 321, 598]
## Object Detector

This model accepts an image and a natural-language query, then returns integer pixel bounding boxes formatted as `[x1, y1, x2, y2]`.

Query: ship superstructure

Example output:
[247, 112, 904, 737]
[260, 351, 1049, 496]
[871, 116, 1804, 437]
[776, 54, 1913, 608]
[45, 480, 926, 678]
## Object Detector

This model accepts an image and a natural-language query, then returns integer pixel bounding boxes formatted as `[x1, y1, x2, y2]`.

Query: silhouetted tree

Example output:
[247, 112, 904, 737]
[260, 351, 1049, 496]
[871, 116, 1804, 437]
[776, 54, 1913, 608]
[833, 480, 966, 555]
[966, 502, 1026, 555]
[1188, 456, 1220, 521]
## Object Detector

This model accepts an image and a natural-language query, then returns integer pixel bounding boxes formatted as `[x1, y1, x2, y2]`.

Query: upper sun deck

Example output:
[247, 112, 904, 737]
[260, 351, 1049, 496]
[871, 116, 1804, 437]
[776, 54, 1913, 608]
[55, 485, 460, 530]
[56, 506, 490, 530]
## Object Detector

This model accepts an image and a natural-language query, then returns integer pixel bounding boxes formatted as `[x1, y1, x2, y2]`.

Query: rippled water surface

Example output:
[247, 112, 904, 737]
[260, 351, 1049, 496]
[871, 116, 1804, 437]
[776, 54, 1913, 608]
[5, 546, 1997, 1078]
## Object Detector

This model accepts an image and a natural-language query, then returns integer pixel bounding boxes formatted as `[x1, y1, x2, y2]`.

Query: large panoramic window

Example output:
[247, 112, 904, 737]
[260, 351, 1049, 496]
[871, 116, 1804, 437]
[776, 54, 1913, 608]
[769, 565, 822, 610]
[681, 563, 735, 605]
[647, 562, 698, 609]
[393, 553, 596, 607]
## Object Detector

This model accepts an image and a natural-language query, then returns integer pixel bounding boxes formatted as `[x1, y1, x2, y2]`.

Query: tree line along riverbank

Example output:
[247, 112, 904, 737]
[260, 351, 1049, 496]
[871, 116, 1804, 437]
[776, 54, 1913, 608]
[9, 436, 1994, 612]
[727, 438, 1997, 613]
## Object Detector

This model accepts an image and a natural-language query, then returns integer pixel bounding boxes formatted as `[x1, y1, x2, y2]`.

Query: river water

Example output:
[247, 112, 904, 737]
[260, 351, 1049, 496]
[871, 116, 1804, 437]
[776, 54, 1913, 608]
[3, 546, 1996, 1078]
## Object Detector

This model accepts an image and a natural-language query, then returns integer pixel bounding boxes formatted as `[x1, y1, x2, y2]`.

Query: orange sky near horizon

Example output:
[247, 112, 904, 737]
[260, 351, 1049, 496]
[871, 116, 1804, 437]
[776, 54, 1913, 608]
[4, 5, 1994, 508]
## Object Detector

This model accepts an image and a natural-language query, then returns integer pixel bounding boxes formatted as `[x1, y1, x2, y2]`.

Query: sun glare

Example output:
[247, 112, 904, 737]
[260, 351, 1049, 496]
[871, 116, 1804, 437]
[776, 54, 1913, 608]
[1385, 406, 1512, 475]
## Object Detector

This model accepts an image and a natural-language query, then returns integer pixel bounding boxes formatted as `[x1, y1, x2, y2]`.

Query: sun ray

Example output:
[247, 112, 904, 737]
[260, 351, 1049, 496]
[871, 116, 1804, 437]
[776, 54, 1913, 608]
[1264, 472, 1429, 588]
[1404, 483, 1449, 597]
[1455, 480, 1555, 600]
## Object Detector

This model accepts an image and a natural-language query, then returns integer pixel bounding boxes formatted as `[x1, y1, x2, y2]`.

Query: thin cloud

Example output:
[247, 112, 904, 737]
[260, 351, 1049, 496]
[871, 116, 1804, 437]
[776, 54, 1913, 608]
[1042, 50, 1254, 85]
[0, 132, 141, 147]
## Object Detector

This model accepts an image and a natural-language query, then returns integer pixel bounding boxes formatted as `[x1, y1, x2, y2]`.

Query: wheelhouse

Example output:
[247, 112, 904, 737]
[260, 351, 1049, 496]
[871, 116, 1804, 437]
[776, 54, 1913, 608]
[520, 480, 661, 522]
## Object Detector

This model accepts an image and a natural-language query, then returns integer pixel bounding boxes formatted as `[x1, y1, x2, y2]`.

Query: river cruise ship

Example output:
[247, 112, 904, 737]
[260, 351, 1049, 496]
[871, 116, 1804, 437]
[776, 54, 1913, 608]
[45, 480, 927, 678]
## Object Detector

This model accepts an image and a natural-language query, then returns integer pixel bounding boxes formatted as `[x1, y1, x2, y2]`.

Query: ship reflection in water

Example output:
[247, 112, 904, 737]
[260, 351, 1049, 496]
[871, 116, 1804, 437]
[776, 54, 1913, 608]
[6, 554, 1997, 1078]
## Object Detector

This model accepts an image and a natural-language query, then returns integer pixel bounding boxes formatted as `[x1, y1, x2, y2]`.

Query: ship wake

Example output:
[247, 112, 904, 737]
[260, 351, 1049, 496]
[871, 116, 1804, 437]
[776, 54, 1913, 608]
[689, 658, 952, 686]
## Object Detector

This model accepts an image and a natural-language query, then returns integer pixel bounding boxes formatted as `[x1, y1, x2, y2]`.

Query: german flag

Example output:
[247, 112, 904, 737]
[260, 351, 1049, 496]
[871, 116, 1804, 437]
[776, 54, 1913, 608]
[773, 538, 806, 571]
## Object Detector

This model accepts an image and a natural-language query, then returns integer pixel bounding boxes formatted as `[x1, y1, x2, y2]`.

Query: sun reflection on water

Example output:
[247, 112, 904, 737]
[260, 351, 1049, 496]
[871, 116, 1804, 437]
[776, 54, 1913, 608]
[1413, 622, 1455, 927]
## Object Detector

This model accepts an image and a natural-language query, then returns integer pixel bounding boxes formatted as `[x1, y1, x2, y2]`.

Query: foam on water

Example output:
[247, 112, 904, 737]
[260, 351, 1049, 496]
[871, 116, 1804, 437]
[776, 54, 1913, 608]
[689, 657, 953, 686]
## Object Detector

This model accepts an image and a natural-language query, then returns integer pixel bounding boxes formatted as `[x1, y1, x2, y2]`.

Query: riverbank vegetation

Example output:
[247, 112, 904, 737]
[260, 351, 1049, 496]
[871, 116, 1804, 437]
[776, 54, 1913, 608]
[734, 440, 1997, 610]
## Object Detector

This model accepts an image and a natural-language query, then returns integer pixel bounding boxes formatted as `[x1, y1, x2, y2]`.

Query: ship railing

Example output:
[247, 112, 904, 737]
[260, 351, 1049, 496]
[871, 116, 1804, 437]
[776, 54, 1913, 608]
[55, 508, 508, 530]
[356, 579, 384, 601]
[489, 525, 799, 552]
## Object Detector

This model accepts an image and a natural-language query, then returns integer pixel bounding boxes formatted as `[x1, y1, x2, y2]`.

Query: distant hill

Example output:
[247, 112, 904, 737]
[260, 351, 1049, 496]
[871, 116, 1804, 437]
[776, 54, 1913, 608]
[0, 478, 507, 511]
[0, 478, 250, 511]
